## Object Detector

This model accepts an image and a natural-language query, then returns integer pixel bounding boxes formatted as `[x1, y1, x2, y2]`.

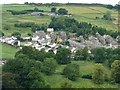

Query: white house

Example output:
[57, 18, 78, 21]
[47, 28, 54, 33]
[32, 36, 39, 41]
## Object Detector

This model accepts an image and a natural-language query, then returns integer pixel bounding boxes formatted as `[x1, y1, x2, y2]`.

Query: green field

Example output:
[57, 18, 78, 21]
[43, 61, 118, 88]
[2, 4, 118, 36]
[0, 43, 18, 58]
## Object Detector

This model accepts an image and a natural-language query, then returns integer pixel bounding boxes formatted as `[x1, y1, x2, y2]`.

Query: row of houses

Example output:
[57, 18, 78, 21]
[0, 28, 119, 54]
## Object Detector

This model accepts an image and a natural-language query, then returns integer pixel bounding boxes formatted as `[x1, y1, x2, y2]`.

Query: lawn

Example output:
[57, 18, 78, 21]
[0, 43, 18, 58]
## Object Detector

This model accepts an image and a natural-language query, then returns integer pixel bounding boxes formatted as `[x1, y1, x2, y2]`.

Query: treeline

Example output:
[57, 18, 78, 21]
[7, 8, 44, 15]
[24, 2, 62, 6]
[2, 46, 120, 88]
[106, 4, 120, 11]
[49, 17, 119, 38]
[74, 47, 120, 67]
[14, 22, 47, 32]
[66, 3, 105, 7]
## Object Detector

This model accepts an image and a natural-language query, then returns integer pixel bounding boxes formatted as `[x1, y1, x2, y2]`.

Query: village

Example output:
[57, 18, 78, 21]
[0, 28, 119, 54]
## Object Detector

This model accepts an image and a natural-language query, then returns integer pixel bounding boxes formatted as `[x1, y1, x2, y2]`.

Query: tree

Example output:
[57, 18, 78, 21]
[63, 63, 80, 81]
[2, 72, 17, 88]
[56, 48, 71, 64]
[24, 2, 29, 5]
[42, 58, 58, 75]
[27, 70, 49, 88]
[103, 11, 112, 20]
[11, 32, 21, 37]
[111, 60, 120, 83]
[92, 64, 105, 84]
[51, 7, 56, 13]
[74, 47, 90, 61]
[0, 31, 4, 37]
[106, 5, 113, 9]
[34, 7, 39, 11]
[91, 48, 106, 63]
[58, 8, 68, 15]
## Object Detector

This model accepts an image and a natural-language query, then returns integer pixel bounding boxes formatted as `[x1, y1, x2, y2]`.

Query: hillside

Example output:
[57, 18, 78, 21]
[2, 4, 118, 36]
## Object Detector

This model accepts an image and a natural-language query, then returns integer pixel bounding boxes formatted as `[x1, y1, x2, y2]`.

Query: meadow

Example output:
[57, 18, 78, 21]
[43, 61, 118, 88]
[0, 43, 18, 58]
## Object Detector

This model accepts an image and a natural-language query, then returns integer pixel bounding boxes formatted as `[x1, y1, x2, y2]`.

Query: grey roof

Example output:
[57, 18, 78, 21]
[68, 39, 85, 48]
[33, 31, 46, 39]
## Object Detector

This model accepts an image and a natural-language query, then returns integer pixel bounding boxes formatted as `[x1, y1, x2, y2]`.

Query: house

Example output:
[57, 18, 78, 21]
[60, 31, 67, 41]
[32, 31, 46, 41]
[50, 32, 57, 43]
[21, 42, 32, 46]
[48, 43, 56, 48]
[32, 36, 39, 41]
[77, 36, 84, 42]
[96, 33, 106, 44]
[22, 36, 31, 40]
[68, 39, 85, 49]
[12, 36, 17, 40]
[47, 28, 54, 33]
[104, 35, 113, 44]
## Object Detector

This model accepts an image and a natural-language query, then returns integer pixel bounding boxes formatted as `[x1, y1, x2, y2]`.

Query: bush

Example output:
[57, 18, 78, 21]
[63, 63, 80, 81]
[82, 74, 92, 79]
[41, 58, 58, 75]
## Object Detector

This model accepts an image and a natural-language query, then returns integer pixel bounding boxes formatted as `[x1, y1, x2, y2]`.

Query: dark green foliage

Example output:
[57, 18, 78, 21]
[49, 17, 118, 38]
[56, 48, 71, 64]
[2, 55, 46, 88]
[34, 7, 39, 11]
[103, 11, 112, 20]
[0, 31, 4, 37]
[91, 48, 120, 63]
[106, 5, 114, 9]
[74, 47, 90, 61]
[91, 48, 106, 63]
[49, 17, 79, 31]
[82, 74, 92, 79]
[111, 60, 120, 83]
[11, 32, 21, 37]
[51, 7, 56, 13]
[58, 8, 68, 15]
[42, 58, 58, 75]
[14, 22, 35, 28]
[27, 70, 48, 88]
[63, 63, 80, 81]
[2, 72, 17, 88]
[7, 9, 44, 15]
[92, 64, 105, 84]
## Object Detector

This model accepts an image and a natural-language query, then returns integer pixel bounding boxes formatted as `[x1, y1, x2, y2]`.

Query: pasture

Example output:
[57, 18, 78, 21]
[2, 4, 118, 36]
[0, 43, 18, 58]
[43, 61, 118, 88]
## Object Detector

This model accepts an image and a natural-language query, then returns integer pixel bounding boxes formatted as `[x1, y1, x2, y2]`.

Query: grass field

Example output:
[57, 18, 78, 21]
[2, 4, 118, 36]
[0, 43, 18, 58]
[43, 61, 118, 88]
